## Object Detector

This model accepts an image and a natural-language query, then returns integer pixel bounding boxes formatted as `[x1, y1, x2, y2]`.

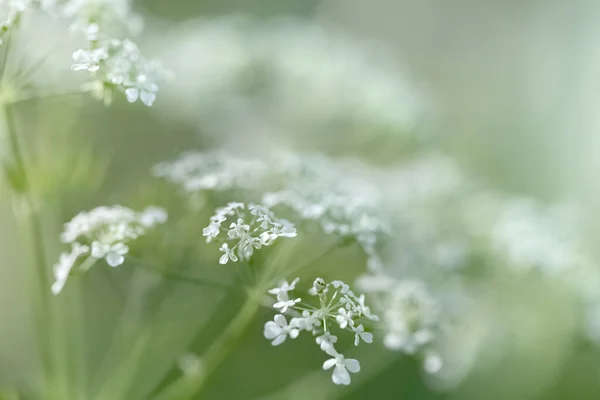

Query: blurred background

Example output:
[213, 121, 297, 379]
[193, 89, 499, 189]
[2, 0, 600, 399]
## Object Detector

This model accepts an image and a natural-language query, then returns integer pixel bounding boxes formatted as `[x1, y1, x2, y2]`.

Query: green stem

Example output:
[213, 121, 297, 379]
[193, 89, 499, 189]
[2, 103, 55, 393]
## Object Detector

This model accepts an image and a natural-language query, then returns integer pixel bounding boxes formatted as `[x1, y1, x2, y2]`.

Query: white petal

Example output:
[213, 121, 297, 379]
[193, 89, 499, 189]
[140, 91, 156, 107]
[219, 253, 229, 265]
[322, 358, 336, 370]
[289, 329, 299, 339]
[112, 242, 129, 255]
[332, 365, 351, 385]
[361, 332, 373, 344]
[271, 335, 286, 346]
[72, 49, 89, 63]
[125, 88, 139, 103]
[344, 359, 360, 373]
[424, 353, 443, 374]
[273, 314, 287, 327]
[263, 321, 284, 340]
[106, 253, 124, 267]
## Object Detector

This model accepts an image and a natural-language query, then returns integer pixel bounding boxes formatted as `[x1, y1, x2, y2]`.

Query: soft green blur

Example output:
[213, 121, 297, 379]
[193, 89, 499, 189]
[2, 1, 600, 399]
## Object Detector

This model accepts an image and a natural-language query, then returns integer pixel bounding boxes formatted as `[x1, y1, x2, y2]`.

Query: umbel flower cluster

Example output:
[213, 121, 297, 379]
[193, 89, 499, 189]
[155, 151, 388, 272]
[0, 0, 163, 106]
[264, 277, 379, 385]
[357, 274, 443, 374]
[202, 202, 297, 264]
[52, 205, 167, 294]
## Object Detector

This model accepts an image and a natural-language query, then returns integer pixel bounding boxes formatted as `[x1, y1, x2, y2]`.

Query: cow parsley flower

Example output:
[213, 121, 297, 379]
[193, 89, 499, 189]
[488, 199, 585, 274]
[322, 347, 361, 386]
[72, 38, 163, 106]
[52, 205, 167, 294]
[263, 314, 300, 346]
[153, 151, 268, 193]
[203, 202, 296, 264]
[357, 274, 442, 373]
[263, 277, 377, 385]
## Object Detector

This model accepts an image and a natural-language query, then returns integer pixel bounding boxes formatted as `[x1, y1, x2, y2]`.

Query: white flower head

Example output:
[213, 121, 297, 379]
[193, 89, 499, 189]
[53, 205, 167, 294]
[264, 277, 377, 385]
[202, 202, 297, 264]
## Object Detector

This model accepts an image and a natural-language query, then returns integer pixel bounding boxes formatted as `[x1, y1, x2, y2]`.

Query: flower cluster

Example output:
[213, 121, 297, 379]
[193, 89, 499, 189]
[52, 205, 167, 294]
[264, 277, 378, 385]
[153, 151, 268, 193]
[72, 37, 163, 106]
[202, 202, 296, 264]
[357, 274, 443, 374]
[154, 150, 389, 272]
[0, 0, 163, 105]
[262, 152, 388, 272]
[488, 199, 585, 274]
[158, 18, 423, 148]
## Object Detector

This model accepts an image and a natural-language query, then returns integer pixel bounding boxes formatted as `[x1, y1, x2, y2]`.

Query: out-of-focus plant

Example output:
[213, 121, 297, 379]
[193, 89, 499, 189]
[1, 2, 600, 400]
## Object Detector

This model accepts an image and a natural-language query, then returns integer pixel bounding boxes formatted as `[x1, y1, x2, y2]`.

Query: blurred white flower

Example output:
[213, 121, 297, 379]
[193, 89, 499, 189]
[53, 205, 167, 294]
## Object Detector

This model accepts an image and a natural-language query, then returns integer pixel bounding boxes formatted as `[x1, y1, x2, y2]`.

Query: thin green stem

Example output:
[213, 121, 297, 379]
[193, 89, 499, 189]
[2, 103, 55, 394]
[128, 258, 238, 292]
[8, 87, 87, 105]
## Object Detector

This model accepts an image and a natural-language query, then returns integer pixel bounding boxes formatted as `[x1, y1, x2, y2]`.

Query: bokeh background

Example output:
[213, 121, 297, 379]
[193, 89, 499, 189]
[2, 1, 600, 399]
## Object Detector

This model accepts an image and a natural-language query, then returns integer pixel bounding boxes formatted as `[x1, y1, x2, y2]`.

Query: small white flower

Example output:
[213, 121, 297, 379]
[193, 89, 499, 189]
[336, 308, 354, 329]
[71, 48, 108, 72]
[322, 350, 360, 386]
[106, 242, 129, 267]
[423, 352, 443, 374]
[228, 218, 250, 238]
[352, 324, 373, 346]
[218, 243, 238, 264]
[273, 298, 301, 313]
[316, 332, 338, 351]
[203, 222, 221, 242]
[263, 314, 299, 346]
[268, 278, 299, 302]
[140, 206, 168, 227]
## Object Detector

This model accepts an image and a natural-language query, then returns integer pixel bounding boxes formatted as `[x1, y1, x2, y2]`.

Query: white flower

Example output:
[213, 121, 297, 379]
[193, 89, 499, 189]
[336, 308, 354, 329]
[91, 241, 129, 267]
[218, 243, 238, 265]
[201, 202, 297, 264]
[51, 243, 89, 295]
[263, 314, 299, 346]
[53, 205, 166, 293]
[316, 332, 338, 351]
[71, 48, 108, 72]
[125, 74, 159, 106]
[322, 350, 360, 386]
[352, 324, 373, 346]
[273, 298, 301, 314]
[423, 352, 443, 374]
[268, 278, 299, 302]
[264, 277, 376, 385]
[203, 222, 220, 242]
[140, 206, 168, 227]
